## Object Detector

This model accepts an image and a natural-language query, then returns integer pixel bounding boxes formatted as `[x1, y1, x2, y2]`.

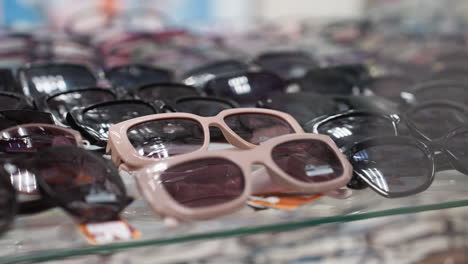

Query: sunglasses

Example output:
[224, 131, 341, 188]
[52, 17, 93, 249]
[258, 92, 399, 126]
[252, 51, 318, 81]
[401, 80, 468, 106]
[295, 67, 360, 96]
[0, 146, 132, 233]
[67, 100, 165, 146]
[182, 59, 249, 89]
[107, 108, 304, 171]
[18, 62, 99, 99]
[105, 64, 174, 97]
[135, 133, 352, 221]
[38, 87, 118, 124]
[205, 71, 286, 106]
[345, 127, 468, 198]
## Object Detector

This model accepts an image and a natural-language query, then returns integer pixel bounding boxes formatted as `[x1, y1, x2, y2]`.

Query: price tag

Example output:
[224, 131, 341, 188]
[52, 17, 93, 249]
[248, 193, 323, 210]
[80, 220, 140, 245]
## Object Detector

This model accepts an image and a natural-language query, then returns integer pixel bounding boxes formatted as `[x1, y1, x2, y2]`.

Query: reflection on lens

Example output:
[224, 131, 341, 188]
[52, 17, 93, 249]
[31, 146, 129, 222]
[159, 158, 244, 208]
[0, 126, 77, 153]
[316, 115, 396, 148]
[127, 118, 204, 158]
[47, 90, 116, 123]
[82, 102, 155, 141]
[351, 144, 431, 195]
[407, 106, 468, 140]
[224, 113, 294, 145]
[272, 140, 343, 183]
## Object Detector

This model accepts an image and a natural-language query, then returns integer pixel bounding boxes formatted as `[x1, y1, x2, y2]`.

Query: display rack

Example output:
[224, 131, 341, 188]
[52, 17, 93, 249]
[1, 170, 468, 264]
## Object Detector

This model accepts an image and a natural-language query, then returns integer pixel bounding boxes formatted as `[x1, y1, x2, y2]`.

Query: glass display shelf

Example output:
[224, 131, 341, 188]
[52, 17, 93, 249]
[1, 170, 468, 264]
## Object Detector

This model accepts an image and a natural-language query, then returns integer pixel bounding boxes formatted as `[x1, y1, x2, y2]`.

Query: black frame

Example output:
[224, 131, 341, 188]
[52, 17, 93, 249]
[0, 91, 35, 110]
[66, 99, 164, 146]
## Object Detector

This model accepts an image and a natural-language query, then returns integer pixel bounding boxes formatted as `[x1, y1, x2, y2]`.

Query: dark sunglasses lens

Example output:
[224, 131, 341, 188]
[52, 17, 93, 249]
[0, 126, 77, 153]
[313, 115, 396, 148]
[25, 65, 97, 96]
[0, 111, 53, 131]
[47, 90, 116, 122]
[256, 54, 316, 80]
[107, 67, 172, 89]
[206, 73, 285, 105]
[367, 77, 413, 100]
[138, 85, 198, 101]
[407, 106, 468, 140]
[127, 118, 204, 158]
[159, 158, 244, 208]
[0, 94, 20, 110]
[298, 71, 355, 95]
[272, 139, 343, 183]
[184, 61, 248, 87]
[31, 147, 129, 222]
[82, 102, 155, 141]
[351, 144, 432, 195]
[175, 99, 233, 116]
[445, 129, 468, 170]
[224, 113, 295, 145]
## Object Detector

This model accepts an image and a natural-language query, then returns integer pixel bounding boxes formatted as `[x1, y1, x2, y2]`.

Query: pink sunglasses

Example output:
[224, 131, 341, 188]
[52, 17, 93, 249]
[107, 108, 304, 171]
[135, 133, 352, 222]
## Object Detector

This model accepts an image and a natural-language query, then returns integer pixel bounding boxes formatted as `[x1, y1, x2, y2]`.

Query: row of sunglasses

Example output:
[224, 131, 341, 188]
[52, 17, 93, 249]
[0, 101, 467, 233]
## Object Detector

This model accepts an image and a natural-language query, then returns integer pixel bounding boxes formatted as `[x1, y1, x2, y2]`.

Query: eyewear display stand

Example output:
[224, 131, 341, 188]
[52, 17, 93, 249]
[1, 170, 467, 263]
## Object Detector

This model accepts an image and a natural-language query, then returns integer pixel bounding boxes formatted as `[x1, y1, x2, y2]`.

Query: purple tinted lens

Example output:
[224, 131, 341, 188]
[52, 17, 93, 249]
[408, 106, 468, 139]
[47, 90, 116, 123]
[32, 146, 129, 222]
[0, 126, 77, 153]
[351, 144, 431, 195]
[224, 113, 295, 145]
[159, 158, 244, 208]
[138, 85, 198, 101]
[127, 118, 204, 158]
[272, 140, 344, 183]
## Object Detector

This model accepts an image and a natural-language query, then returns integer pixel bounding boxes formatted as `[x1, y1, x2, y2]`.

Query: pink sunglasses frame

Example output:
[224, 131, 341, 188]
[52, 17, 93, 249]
[135, 133, 352, 222]
[106, 108, 304, 171]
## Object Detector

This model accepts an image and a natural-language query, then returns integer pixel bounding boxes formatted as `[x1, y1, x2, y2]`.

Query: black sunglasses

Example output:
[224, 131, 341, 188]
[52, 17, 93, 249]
[182, 59, 249, 90]
[252, 51, 318, 81]
[363, 75, 415, 102]
[66, 100, 165, 146]
[0, 146, 133, 233]
[258, 92, 399, 126]
[105, 64, 174, 97]
[17, 62, 99, 99]
[295, 66, 364, 95]
[38, 87, 118, 124]
[205, 71, 286, 106]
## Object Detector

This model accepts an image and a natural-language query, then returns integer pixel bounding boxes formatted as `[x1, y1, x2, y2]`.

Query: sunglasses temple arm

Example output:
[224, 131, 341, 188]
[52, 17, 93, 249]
[250, 167, 352, 199]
